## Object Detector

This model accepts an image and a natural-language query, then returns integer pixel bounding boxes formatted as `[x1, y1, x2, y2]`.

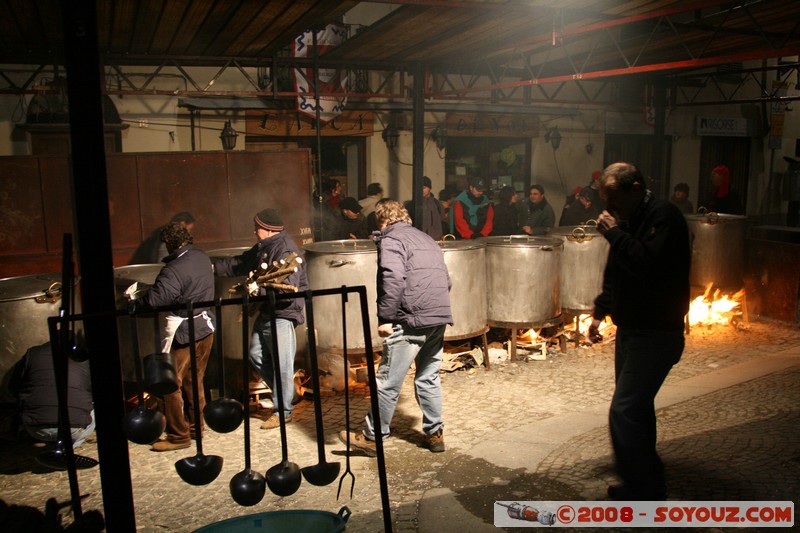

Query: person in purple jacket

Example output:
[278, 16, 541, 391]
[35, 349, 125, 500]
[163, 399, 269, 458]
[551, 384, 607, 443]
[340, 200, 453, 456]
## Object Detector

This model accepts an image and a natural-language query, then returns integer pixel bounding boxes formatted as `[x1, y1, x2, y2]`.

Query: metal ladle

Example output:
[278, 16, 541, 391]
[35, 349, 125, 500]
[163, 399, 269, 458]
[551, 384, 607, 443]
[300, 290, 340, 486]
[264, 291, 302, 497]
[122, 303, 166, 445]
[175, 302, 223, 486]
[203, 298, 244, 433]
[229, 293, 266, 505]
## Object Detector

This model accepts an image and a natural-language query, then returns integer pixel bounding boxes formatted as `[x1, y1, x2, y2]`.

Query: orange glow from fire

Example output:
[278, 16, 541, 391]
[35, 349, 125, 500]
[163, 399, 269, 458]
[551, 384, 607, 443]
[688, 284, 744, 326]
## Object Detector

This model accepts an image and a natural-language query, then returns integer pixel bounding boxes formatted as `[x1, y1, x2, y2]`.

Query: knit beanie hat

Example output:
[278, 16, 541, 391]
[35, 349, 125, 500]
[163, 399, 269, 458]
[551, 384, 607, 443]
[254, 208, 284, 232]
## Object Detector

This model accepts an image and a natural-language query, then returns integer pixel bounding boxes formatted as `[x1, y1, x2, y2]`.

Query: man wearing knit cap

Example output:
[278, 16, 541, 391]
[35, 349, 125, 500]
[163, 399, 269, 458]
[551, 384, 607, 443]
[703, 164, 744, 215]
[212, 208, 308, 429]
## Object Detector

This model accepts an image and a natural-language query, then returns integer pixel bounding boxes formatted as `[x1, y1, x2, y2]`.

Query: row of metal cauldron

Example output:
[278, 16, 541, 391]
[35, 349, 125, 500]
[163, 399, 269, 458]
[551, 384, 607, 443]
[0, 213, 748, 400]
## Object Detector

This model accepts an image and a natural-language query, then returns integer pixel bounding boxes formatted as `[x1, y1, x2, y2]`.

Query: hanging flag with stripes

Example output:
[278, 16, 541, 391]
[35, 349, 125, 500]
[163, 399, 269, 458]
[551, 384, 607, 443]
[292, 24, 348, 123]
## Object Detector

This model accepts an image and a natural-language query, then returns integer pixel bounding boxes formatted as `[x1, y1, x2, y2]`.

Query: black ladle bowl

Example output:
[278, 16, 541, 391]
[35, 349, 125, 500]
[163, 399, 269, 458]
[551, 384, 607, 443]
[174, 302, 223, 486]
[230, 468, 266, 506]
[264, 292, 302, 497]
[204, 397, 244, 433]
[204, 299, 244, 434]
[300, 290, 340, 486]
[266, 460, 302, 497]
[229, 293, 266, 507]
[122, 405, 166, 445]
[175, 453, 224, 486]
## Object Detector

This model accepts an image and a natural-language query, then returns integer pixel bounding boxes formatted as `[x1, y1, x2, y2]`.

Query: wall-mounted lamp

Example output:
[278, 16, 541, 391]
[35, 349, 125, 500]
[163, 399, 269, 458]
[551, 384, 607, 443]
[382, 123, 399, 149]
[544, 127, 562, 150]
[431, 126, 447, 150]
[220, 120, 238, 150]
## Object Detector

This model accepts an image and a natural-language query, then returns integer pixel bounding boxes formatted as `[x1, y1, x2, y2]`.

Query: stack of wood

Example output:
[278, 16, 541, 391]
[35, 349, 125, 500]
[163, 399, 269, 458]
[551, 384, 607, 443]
[229, 252, 303, 294]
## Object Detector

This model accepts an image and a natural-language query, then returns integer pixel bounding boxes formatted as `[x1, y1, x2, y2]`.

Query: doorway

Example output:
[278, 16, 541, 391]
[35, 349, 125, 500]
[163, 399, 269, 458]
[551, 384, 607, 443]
[698, 136, 750, 211]
[445, 137, 531, 195]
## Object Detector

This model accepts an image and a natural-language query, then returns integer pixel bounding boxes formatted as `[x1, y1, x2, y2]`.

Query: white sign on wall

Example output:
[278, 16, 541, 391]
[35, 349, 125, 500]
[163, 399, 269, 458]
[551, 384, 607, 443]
[696, 116, 750, 137]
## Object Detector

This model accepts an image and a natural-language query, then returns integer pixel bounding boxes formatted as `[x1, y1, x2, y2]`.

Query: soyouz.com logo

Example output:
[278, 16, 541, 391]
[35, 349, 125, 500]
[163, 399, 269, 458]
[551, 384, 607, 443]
[494, 501, 794, 527]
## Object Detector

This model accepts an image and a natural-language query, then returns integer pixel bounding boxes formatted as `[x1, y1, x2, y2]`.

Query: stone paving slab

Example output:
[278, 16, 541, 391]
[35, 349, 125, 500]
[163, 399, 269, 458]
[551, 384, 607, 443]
[1, 320, 799, 531]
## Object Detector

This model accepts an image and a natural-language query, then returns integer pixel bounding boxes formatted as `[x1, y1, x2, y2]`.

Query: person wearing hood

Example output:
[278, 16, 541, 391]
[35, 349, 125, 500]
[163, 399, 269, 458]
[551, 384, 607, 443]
[703, 165, 744, 215]
[450, 177, 494, 239]
[212, 209, 308, 430]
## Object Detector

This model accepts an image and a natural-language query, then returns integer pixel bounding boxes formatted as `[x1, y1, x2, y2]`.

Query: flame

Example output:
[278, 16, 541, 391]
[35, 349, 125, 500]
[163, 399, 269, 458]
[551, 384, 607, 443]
[518, 328, 540, 342]
[564, 314, 614, 336]
[688, 284, 744, 326]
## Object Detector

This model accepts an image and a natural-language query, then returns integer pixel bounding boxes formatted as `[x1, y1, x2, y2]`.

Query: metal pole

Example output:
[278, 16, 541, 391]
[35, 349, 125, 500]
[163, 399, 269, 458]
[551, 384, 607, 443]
[60, 1, 136, 530]
[412, 63, 425, 230]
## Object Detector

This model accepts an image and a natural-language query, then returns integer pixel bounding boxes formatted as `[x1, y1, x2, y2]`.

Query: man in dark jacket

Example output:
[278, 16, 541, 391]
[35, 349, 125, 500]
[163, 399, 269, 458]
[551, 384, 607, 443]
[137, 222, 215, 451]
[589, 162, 690, 500]
[340, 200, 453, 456]
[13, 341, 94, 448]
[522, 184, 555, 235]
[213, 208, 308, 429]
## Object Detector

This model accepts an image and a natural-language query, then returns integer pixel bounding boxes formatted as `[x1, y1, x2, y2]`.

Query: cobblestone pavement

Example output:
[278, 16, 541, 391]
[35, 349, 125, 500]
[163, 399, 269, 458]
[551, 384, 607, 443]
[1, 319, 798, 532]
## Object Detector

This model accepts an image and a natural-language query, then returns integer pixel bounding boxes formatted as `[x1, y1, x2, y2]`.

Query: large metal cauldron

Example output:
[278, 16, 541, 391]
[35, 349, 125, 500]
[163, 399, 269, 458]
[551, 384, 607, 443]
[550, 225, 609, 313]
[485, 235, 563, 327]
[206, 248, 253, 361]
[114, 264, 164, 382]
[440, 239, 487, 340]
[686, 213, 748, 290]
[0, 273, 77, 402]
[303, 240, 380, 353]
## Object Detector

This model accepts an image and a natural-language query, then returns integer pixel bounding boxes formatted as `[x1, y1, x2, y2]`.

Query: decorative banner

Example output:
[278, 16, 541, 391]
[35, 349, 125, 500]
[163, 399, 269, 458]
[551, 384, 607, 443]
[292, 24, 348, 123]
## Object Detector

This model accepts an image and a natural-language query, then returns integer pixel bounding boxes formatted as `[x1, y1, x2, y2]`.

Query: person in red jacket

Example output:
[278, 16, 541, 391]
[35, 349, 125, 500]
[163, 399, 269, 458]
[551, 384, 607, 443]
[450, 177, 494, 238]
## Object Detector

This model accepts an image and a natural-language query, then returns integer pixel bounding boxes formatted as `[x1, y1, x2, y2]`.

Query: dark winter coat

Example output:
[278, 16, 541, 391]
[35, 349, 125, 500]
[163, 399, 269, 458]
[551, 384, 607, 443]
[374, 222, 453, 328]
[593, 193, 690, 332]
[141, 244, 216, 345]
[213, 232, 308, 325]
[14, 342, 93, 428]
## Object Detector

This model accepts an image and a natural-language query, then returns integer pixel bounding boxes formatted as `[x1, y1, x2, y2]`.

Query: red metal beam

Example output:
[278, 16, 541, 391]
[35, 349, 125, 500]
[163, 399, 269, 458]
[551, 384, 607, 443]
[433, 47, 800, 97]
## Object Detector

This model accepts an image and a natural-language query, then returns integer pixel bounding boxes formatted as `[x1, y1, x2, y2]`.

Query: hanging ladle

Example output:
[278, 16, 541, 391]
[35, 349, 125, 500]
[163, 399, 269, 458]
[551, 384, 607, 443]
[203, 298, 244, 433]
[229, 293, 266, 506]
[121, 302, 166, 445]
[265, 291, 302, 497]
[337, 288, 355, 499]
[300, 289, 340, 486]
[175, 302, 223, 486]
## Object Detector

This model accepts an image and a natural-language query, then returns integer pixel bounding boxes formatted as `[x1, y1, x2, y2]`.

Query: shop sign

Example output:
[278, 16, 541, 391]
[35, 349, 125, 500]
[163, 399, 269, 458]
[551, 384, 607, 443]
[696, 115, 749, 137]
[246, 109, 374, 137]
[445, 113, 539, 137]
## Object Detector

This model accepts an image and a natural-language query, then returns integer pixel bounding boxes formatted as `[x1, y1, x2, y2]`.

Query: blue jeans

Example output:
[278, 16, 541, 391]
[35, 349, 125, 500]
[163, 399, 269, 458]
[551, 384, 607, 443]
[364, 324, 445, 440]
[27, 409, 96, 448]
[249, 315, 296, 417]
[609, 328, 683, 493]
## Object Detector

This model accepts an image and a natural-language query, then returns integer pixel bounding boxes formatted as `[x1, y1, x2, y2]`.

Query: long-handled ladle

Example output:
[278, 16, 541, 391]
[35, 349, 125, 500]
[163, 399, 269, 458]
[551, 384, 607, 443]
[300, 289, 340, 486]
[121, 302, 166, 445]
[175, 302, 223, 486]
[337, 288, 355, 499]
[203, 298, 244, 433]
[229, 292, 266, 505]
[264, 291, 302, 496]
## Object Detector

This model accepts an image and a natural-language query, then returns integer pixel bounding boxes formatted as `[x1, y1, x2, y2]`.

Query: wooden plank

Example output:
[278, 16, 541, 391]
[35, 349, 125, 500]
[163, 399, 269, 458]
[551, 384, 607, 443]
[39, 156, 72, 254]
[0, 156, 46, 256]
[134, 152, 230, 244]
[225, 150, 312, 243]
